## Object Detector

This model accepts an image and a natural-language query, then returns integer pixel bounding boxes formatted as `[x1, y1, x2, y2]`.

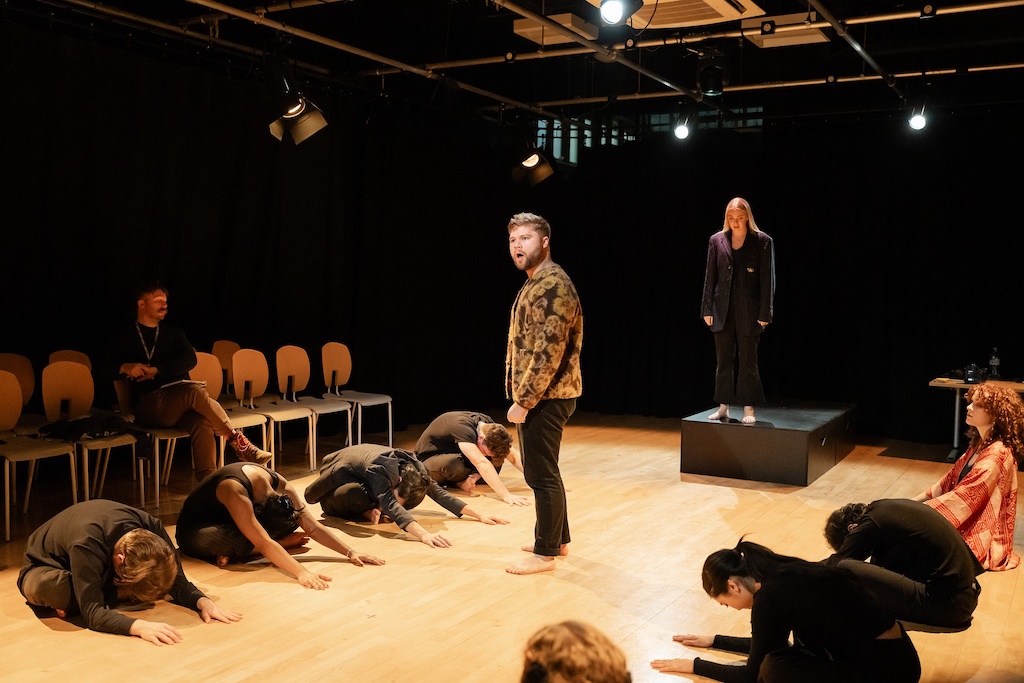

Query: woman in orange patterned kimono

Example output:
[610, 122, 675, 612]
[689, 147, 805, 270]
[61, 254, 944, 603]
[915, 383, 1024, 571]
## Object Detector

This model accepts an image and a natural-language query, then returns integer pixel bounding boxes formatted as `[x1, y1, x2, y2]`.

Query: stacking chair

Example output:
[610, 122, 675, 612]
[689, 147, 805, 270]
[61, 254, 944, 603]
[211, 340, 241, 399]
[321, 342, 393, 446]
[188, 352, 269, 472]
[276, 345, 353, 459]
[231, 349, 315, 470]
[1, 370, 78, 542]
[41, 361, 138, 504]
[49, 349, 92, 369]
[0, 353, 46, 434]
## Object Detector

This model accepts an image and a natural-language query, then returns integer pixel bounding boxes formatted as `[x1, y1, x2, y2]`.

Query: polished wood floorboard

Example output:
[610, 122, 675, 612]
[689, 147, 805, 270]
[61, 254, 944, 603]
[2, 413, 1022, 682]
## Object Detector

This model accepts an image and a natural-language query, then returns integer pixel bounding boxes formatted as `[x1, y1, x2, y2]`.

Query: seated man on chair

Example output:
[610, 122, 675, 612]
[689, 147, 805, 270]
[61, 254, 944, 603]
[18, 499, 241, 645]
[106, 280, 270, 482]
[414, 410, 530, 507]
[823, 498, 984, 628]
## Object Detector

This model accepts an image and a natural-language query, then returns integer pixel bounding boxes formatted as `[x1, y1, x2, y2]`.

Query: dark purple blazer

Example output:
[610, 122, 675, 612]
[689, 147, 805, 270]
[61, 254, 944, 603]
[700, 229, 775, 335]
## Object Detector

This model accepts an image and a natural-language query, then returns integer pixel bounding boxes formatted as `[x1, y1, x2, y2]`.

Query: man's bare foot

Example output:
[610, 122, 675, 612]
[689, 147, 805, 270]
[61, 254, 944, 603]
[362, 508, 382, 524]
[216, 555, 230, 568]
[521, 543, 569, 556]
[55, 608, 67, 619]
[708, 404, 729, 421]
[506, 554, 557, 575]
[280, 532, 311, 549]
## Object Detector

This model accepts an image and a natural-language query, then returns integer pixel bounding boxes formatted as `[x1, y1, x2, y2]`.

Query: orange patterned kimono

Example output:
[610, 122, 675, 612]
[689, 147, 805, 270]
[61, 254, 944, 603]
[924, 440, 1019, 571]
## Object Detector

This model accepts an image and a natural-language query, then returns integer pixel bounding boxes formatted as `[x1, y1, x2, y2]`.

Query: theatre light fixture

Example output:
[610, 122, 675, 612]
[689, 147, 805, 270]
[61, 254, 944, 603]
[267, 57, 327, 144]
[908, 105, 927, 130]
[600, 0, 643, 26]
[512, 150, 555, 186]
[673, 116, 690, 140]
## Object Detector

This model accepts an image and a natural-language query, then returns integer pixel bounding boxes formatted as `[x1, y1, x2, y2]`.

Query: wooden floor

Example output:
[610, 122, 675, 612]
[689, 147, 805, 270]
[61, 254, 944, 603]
[2, 413, 1023, 682]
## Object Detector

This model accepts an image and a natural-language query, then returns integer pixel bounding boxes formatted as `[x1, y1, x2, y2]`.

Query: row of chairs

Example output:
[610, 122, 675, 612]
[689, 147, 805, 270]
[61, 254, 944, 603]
[0, 342, 393, 541]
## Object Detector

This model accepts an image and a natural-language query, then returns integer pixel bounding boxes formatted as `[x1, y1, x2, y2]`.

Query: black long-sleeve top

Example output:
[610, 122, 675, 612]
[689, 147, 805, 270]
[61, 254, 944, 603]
[304, 444, 467, 530]
[18, 499, 206, 636]
[104, 321, 197, 395]
[693, 563, 895, 683]
[824, 498, 984, 596]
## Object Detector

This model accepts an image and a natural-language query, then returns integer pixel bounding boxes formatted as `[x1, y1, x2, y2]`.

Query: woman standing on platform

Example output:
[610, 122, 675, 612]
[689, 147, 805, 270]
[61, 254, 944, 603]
[701, 197, 775, 424]
[650, 540, 921, 682]
[914, 383, 1024, 570]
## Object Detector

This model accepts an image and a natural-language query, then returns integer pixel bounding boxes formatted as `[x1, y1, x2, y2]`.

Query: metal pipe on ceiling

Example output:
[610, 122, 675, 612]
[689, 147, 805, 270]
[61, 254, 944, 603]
[179, 0, 349, 29]
[52, 0, 327, 74]
[180, 0, 572, 122]
[365, 0, 1023, 75]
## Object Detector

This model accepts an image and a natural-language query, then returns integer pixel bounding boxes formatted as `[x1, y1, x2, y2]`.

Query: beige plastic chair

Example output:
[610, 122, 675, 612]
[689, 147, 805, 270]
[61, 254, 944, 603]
[0, 353, 45, 434]
[49, 349, 92, 369]
[187, 352, 269, 475]
[231, 348, 315, 470]
[41, 361, 137, 504]
[211, 340, 241, 398]
[276, 345, 353, 459]
[322, 342, 393, 446]
[1, 370, 78, 542]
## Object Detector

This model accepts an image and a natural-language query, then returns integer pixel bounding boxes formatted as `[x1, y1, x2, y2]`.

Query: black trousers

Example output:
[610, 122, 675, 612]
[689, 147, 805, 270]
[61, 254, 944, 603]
[838, 559, 980, 628]
[420, 453, 473, 485]
[758, 626, 921, 683]
[319, 482, 378, 521]
[713, 311, 765, 406]
[520, 398, 576, 556]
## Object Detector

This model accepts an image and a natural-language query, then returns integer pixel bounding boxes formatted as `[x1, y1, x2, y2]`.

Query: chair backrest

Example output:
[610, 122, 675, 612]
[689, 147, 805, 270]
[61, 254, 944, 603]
[232, 349, 270, 404]
[0, 353, 35, 407]
[322, 342, 353, 391]
[49, 349, 92, 369]
[191, 352, 225, 399]
[0, 370, 24, 431]
[41, 360, 95, 421]
[212, 340, 241, 385]
[276, 345, 311, 397]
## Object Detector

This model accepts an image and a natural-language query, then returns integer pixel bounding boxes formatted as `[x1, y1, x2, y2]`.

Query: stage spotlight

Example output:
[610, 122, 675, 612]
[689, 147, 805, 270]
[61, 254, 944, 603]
[673, 117, 690, 140]
[600, 0, 643, 26]
[699, 64, 725, 97]
[908, 105, 927, 130]
[920, 4, 936, 18]
[267, 57, 327, 144]
[512, 150, 555, 186]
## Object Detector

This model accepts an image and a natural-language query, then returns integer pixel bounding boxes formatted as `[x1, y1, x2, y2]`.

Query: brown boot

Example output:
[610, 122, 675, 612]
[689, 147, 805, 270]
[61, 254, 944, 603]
[228, 430, 272, 466]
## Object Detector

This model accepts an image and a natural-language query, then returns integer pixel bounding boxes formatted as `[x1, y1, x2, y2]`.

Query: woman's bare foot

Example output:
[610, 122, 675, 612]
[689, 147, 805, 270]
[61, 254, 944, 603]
[216, 555, 230, 568]
[742, 406, 756, 424]
[708, 404, 729, 421]
[362, 508, 382, 524]
[506, 554, 557, 575]
[521, 543, 569, 556]
[280, 532, 311, 549]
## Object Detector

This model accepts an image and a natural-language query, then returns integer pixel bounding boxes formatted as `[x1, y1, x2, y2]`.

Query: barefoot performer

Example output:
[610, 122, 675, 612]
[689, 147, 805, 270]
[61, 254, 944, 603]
[19, 499, 241, 645]
[304, 444, 509, 548]
[504, 212, 583, 575]
[176, 462, 383, 589]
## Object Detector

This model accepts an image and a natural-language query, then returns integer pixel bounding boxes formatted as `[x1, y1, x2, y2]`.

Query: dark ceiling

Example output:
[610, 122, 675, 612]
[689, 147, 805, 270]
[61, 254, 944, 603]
[7, 0, 1024, 131]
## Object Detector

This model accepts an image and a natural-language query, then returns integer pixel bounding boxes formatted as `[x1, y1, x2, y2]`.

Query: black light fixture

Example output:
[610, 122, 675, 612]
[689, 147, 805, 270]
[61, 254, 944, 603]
[267, 57, 327, 144]
[760, 20, 776, 35]
[698, 50, 727, 97]
[908, 104, 927, 130]
[600, 0, 643, 26]
[512, 149, 555, 186]
[919, 3, 936, 18]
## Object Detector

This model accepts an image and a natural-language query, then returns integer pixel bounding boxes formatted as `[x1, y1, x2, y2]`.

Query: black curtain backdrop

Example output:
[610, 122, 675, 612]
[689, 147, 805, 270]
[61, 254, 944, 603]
[2, 23, 1021, 443]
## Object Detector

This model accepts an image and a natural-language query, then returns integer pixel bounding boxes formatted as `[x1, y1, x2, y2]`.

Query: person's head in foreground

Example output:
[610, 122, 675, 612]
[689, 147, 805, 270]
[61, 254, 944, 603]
[701, 538, 802, 608]
[113, 528, 178, 603]
[521, 620, 631, 683]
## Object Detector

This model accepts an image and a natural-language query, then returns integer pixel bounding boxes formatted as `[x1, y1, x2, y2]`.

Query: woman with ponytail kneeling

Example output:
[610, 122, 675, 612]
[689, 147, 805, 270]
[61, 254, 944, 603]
[651, 539, 921, 683]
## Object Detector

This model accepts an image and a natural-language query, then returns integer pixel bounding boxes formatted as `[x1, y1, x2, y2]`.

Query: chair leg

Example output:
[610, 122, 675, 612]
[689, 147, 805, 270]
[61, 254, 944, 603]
[387, 402, 394, 447]
[93, 447, 112, 498]
[4, 459, 11, 542]
[161, 439, 179, 486]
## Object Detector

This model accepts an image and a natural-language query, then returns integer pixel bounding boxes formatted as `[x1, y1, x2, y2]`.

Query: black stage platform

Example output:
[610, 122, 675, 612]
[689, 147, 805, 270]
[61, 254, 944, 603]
[680, 403, 856, 486]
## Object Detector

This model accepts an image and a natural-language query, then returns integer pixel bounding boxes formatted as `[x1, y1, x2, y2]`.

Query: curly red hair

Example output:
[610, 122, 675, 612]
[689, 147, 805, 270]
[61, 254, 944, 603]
[966, 384, 1024, 463]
